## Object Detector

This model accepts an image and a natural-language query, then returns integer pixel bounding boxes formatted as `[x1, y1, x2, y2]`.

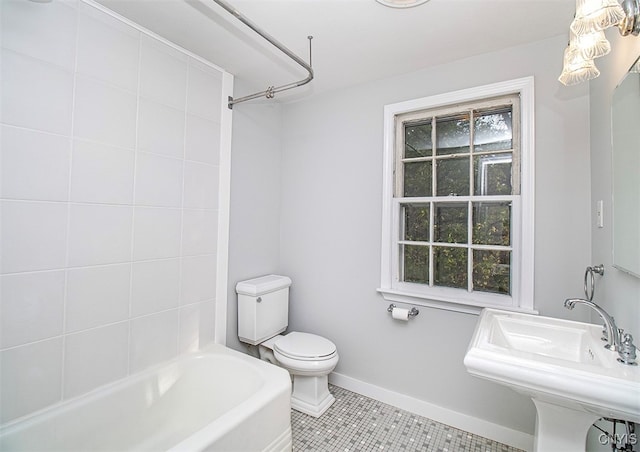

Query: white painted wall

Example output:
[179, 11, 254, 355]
[276, 34, 592, 441]
[226, 86, 283, 353]
[0, 0, 231, 424]
[585, 28, 640, 452]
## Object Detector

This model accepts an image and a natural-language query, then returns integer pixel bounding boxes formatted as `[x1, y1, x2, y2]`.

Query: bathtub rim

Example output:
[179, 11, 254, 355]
[0, 342, 292, 450]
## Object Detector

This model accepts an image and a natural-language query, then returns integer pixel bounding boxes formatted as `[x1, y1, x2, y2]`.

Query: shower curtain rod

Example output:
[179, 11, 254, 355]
[211, 0, 314, 109]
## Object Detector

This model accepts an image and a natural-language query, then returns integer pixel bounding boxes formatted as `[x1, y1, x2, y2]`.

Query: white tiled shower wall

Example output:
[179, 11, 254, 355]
[0, 0, 231, 424]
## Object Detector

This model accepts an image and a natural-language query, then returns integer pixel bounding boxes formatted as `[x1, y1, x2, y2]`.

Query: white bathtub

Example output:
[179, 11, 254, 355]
[0, 344, 292, 451]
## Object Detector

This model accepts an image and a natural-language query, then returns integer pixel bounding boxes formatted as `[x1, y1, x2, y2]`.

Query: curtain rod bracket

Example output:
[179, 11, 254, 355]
[212, 0, 314, 109]
[266, 86, 275, 99]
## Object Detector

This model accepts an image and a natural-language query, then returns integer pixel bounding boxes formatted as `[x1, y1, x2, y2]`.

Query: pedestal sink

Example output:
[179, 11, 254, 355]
[464, 309, 640, 452]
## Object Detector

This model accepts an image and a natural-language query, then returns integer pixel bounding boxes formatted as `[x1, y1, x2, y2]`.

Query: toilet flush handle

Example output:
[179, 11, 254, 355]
[257, 297, 262, 303]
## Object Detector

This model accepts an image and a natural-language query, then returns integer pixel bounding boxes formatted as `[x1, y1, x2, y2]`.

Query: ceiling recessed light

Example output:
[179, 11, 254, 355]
[375, 0, 430, 8]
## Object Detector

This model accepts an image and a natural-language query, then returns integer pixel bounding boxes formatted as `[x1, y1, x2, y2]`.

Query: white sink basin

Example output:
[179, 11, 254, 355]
[485, 313, 605, 365]
[465, 309, 640, 452]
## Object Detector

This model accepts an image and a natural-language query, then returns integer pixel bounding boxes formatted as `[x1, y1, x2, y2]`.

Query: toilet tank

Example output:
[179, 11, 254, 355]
[236, 275, 292, 345]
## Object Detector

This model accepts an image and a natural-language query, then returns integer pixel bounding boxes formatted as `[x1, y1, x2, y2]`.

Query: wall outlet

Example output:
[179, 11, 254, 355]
[596, 200, 604, 228]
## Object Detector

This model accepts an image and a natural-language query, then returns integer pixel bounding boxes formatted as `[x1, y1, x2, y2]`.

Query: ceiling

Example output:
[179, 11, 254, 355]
[96, 0, 576, 103]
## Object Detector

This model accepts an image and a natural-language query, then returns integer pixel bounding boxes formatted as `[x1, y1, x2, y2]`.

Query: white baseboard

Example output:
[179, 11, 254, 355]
[328, 372, 534, 452]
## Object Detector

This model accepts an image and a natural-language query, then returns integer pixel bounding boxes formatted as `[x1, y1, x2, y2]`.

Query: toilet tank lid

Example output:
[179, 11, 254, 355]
[236, 275, 292, 296]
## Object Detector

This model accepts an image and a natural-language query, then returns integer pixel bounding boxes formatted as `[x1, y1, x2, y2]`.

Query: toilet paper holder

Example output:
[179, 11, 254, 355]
[387, 304, 419, 318]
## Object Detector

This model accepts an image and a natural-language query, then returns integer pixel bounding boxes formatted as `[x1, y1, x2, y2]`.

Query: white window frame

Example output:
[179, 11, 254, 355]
[378, 77, 536, 315]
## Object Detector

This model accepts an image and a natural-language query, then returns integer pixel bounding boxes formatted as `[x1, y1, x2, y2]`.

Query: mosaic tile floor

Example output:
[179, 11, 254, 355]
[291, 385, 525, 452]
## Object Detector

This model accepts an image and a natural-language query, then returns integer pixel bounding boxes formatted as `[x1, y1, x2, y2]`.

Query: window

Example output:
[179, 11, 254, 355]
[378, 78, 535, 314]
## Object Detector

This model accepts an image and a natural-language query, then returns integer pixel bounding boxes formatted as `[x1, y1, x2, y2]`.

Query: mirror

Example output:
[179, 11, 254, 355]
[612, 55, 640, 278]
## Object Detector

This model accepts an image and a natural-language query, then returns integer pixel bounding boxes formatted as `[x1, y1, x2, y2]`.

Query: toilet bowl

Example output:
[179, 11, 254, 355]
[260, 332, 339, 417]
[236, 275, 339, 417]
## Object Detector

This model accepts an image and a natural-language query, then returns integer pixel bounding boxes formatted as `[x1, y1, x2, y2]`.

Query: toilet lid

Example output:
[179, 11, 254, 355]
[274, 332, 336, 360]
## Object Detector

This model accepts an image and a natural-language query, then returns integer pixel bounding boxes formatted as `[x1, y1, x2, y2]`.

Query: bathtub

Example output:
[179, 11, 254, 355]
[0, 344, 292, 451]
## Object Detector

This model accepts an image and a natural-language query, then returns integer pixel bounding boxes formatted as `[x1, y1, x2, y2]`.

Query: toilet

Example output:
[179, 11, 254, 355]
[236, 275, 339, 417]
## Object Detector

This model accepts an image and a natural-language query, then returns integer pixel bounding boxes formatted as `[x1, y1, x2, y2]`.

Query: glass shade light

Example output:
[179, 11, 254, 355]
[375, 0, 430, 8]
[571, 0, 626, 35]
[558, 45, 600, 86]
[574, 30, 611, 59]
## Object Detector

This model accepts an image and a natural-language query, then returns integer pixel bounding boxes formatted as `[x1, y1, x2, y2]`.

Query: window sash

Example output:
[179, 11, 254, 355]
[391, 196, 521, 305]
[393, 96, 520, 299]
[394, 94, 521, 199]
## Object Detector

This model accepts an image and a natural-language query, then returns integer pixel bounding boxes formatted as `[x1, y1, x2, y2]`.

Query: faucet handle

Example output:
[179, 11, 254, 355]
[617, 333, 638, 366]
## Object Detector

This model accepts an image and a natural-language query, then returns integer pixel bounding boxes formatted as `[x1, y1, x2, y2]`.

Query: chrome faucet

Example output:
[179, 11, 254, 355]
[564, 298, 621, 352]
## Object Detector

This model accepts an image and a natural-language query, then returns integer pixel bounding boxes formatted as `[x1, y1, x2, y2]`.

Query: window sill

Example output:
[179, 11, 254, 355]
[376, 287, 538, 316]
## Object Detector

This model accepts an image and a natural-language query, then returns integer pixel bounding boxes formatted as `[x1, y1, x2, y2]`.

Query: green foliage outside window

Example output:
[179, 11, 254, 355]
[399, 104, 515, 295]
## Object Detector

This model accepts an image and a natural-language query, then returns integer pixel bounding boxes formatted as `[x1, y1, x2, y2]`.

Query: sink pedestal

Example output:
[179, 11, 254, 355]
[532, 399, 600, 452]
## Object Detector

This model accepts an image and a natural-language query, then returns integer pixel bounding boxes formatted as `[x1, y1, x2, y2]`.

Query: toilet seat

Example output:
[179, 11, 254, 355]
[274, 332, 337, 361]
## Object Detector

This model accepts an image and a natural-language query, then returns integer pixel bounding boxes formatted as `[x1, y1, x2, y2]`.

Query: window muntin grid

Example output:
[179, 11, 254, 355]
[394, 95, 519, 297]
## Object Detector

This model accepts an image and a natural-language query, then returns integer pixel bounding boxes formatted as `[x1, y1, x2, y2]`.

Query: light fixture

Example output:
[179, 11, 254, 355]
[559, 30, 604, 85]
[618, 0, 640, 35]
[559, 0, 640, 86]
[558, 42, 601, 85]
[375, 0, 430, 8]
[574, 30, 611, 59]
[571, 0, 626, 35]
